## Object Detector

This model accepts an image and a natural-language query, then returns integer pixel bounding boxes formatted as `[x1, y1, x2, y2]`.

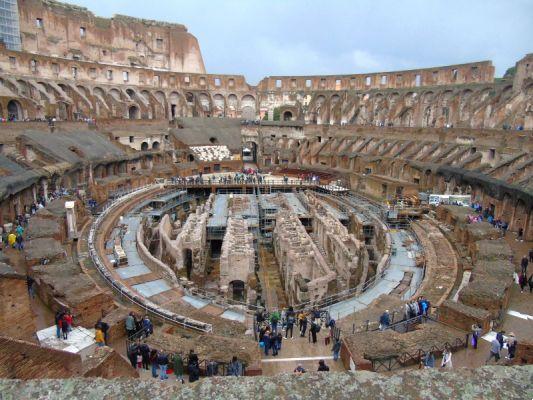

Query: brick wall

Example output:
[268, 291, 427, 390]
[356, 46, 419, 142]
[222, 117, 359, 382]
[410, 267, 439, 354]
[438, 300, 490, 333]
[514, 340, 533, 365]
[0, 336, 82, 379]
[0, 277, 37, 342]
[82, 347, 139, 379]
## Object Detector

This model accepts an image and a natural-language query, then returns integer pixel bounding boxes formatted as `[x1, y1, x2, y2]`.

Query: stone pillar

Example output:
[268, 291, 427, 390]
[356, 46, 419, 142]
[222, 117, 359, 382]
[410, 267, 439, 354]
[65, 201, 78, 240]
[42, 180, 49, 203]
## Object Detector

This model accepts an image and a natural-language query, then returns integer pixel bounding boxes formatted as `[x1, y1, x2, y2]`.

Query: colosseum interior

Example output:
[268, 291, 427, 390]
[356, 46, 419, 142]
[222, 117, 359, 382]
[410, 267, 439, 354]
[0, 0, 531, 397]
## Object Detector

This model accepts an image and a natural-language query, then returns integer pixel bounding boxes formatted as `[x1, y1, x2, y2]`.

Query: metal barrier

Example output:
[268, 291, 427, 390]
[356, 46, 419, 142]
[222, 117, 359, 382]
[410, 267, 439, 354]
[87, 184, 213, 333]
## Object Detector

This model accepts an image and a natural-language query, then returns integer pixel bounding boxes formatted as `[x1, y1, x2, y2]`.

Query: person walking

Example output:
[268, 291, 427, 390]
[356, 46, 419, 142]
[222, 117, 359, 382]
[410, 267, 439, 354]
[299, 313, 308, 337]
[423, 351, 435, 368]
[149, 349, 159, 378]
[94, 326, 105, 347]
[310, 320, 320, 344]
[26, 275, 35, 299]
[317, 359, 330, 371]
[55, 310, 64, 339]
[142, 315, 153, 336]
[441, 346, 453, 369]
[125, 312, 136, 339]
[270, 310, 280, 334]
[262, 330, 271, 356]
[486, 337, 501, 364]
[61, 313, 69, 340]
[227, 356, 243, 376]
[528, 274, 533, 293]
[379, 310, 390, 331]
[332, 339, 342, 361]
[285, 312, 295, 339]
[519, 272, 528, 293]
[139, 341, 150, 370]
[157, 352, 169, 380]
[172, 353, 185, 383]
[471, 323, 482, 349]
[97, 319, 110, 345]
[506, 333, 517, 360]
[521, 255, 529, 275]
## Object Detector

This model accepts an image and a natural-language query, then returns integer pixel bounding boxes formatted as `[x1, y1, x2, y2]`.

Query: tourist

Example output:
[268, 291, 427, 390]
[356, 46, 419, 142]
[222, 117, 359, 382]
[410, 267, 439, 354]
[26, 275, 35, 299]
[157, 351, 169, 380]
[188, 349, 200, 382]
[517, 227, 524, 242]
[379, 310, 390, 331]
[127, 343, 138, 368]
[136, 350, 143, 369]
[440, 346, 453, 369]
[299, 313, 308, 337]
[150, 349, 159, 378]
[519, 272, 528, 293]
[529, 248, 533, 263]
[142, 315, 153, 336]
[487, 337, 501, 363]
[64, 311, 73, 332]
[61, 313, 69, 340]
[270, 310, 280, 334]
[310, 320, 320, 343]
[529, 274, 533, 293]
[227, 356, 243, 376]
[94, 326, 105, 347]
[15, 234, 24, 251]
[506, 333, 517, 360]
[97, 319, 110, 345]
[496, 331, 505, 351]
[7, 231, 16, 248]
[172, 353, 185, 383]
[269, 331, 278, 356]
[276, 332, 283, 352]
[285, 310, 295, 339]
[521, 255, 529, 275]
[139, 341, 150, 370]
[293, 363, 306, 374]
[280, 308, 287, 331]
[332, 338, 342, 361]
[471, 323, 482, 349]
[125, 312, 136, 339]
[262, 330, 271, 356]
[54, 310, 64, 339]
[423, 351, 435, 368]
[317, 359, 330, 372]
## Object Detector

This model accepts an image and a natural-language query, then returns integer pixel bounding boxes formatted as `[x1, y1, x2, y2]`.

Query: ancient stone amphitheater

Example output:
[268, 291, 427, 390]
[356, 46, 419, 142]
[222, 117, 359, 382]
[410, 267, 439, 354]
[0, 1, 531, 398]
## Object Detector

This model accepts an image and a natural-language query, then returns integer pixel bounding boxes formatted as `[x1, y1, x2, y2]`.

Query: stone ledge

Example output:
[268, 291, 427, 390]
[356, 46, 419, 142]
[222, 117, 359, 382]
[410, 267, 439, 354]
[0, 366, 531, 399]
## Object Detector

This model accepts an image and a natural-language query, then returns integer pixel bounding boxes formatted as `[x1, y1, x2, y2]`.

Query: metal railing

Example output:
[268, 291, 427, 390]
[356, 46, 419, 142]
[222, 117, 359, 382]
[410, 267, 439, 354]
[87, 184, 213, 333]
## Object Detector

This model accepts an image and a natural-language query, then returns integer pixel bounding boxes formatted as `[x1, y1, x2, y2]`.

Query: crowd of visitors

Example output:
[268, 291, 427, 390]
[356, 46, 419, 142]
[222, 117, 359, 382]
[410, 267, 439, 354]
[125, 312, 153, 339]
[54, 310, 73, 340]
[126, 342, 244, 381]
[254, 307, 341, 364]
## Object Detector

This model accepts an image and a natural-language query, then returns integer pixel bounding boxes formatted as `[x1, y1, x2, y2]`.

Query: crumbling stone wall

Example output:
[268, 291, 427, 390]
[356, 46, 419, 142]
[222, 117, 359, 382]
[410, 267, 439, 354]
[306, 192, 369, 293]
[219, 217, 255, 302]
[273, 211, 336, 304]
[0, 264, 36, 342]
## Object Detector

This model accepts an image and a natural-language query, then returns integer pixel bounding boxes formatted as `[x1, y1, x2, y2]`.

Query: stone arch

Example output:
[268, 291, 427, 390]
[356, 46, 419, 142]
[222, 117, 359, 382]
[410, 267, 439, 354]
[213, 93, 225, 116]
[57, 101, 70, 120]
[141, 141, 149, 151]
[109, 88, 121, 101]
[227, 94, 238, 109]
[152, 141, 160, 150]
[241, 94, 256, 119]
[283, 110, 293, 121]
[126, 88, 135, 100]
[198, 93, 211, 112]
[169, 91, 181, 118]
[7, 99, 23, 120]
[128, 105, 140, 119]
[185, 92, 194, 103]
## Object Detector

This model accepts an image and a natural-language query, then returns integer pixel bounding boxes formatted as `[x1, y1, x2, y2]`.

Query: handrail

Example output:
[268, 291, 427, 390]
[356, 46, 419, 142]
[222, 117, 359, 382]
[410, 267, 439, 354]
[88, 184, 213, 333]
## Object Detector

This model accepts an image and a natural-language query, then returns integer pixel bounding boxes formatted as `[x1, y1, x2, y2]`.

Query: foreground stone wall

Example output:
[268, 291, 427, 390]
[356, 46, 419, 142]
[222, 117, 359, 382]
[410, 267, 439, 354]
[0, 367, 531, 399]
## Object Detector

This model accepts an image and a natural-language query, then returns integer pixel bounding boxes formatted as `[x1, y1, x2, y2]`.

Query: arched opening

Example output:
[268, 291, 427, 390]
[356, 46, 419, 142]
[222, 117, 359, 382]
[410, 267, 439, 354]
[152, 141, 160, 150]
[7, 100, 23, 121]
[126, 88, 135, 99]
[187, 154, 195, 162]
[140, 142, 149, 151]
[184, 249, 193, 280]
[128, 105, 139, 120]
[57, 101, 70, 120]
[283, 111, 293, 121]
[209, 137, 218, 144]
[229, 280, 245, 301]
[185, 92, 194, 103]
[242, 141, 257, 162]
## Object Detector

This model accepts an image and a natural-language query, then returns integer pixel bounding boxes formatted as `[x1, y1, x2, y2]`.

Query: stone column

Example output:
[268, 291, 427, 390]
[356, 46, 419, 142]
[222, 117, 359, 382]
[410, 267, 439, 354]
[65, 201, 78, 240]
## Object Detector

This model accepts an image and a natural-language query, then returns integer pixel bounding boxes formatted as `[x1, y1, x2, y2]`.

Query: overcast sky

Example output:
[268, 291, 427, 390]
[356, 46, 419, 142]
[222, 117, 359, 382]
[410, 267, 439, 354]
[69, 0, 532, 84]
